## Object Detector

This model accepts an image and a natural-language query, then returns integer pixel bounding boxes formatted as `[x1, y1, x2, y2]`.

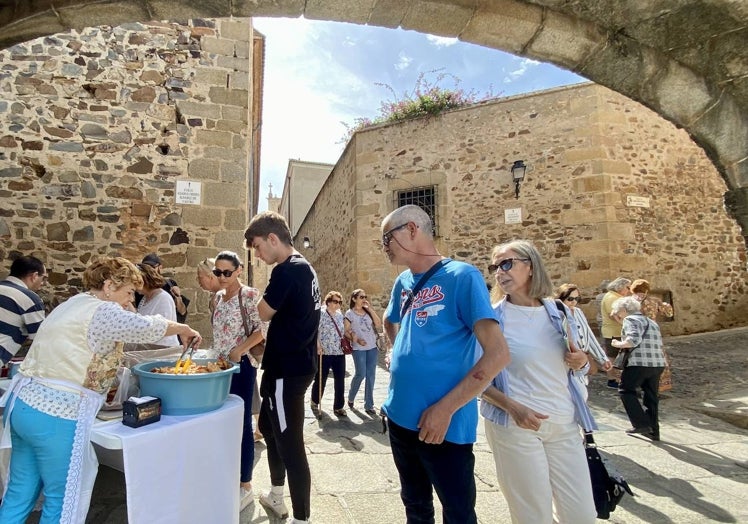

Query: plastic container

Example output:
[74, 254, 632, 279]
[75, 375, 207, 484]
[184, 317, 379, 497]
[8, 359, 23, 379]
[131, 359, 239, 416]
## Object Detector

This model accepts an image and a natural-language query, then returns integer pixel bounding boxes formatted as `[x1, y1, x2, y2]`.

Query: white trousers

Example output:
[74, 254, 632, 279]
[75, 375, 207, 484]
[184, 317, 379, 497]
[484, 418, 597, 524]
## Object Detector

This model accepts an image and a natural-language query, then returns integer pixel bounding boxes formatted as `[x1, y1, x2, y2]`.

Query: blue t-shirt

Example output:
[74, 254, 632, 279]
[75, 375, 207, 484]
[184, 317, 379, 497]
[382, 259, 497, 444]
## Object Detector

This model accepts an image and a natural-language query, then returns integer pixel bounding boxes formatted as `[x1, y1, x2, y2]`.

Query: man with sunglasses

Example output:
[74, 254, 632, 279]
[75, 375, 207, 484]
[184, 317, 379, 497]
[380, 205, 510, 524]
[244, 211, 321, 524]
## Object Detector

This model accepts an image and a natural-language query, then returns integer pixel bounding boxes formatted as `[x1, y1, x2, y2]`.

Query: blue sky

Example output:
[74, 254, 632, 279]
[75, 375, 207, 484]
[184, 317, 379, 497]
[253, 17, 585, 210]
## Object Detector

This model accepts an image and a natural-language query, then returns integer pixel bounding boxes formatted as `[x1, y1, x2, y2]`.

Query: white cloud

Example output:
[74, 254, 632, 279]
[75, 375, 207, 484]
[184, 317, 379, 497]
[504, 57, 541, 83]
[426, 34, 458, 47]
[394, 51, 413, 71]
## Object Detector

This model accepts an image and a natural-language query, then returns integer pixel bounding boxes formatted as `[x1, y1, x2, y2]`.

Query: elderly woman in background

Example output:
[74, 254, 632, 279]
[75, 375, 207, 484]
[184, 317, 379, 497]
[211, 250, 266, 511]
[310, 291, 347, 417]
[196, 257, 221, 295]
[555, 284, 612, 377]
[630, 278, 674, 393]
[137, 263, 179, 347]
[611, 296, 666, 441]
[0, 257, 200, 524]
[481, 240, 596, 524]
[600, 277, 632, 389]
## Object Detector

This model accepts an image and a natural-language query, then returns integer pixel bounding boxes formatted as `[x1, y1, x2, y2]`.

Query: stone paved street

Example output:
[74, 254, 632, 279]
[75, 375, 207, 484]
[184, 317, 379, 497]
[32, 327, 748, 524]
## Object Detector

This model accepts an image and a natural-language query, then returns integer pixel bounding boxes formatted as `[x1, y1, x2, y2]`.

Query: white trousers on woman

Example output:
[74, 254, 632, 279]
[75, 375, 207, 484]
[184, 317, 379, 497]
[484, 418, 597, 524]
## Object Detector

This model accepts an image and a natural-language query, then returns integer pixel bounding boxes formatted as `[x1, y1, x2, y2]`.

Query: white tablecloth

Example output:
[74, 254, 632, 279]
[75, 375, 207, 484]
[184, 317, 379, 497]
[91, 394, 243, 524]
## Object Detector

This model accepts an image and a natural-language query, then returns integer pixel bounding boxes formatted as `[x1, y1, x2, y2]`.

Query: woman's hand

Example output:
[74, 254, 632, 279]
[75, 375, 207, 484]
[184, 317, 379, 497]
[356, 337, 366, 346]
[564, 350, 588, 370]
[508, 401, 548, 431]
[599, 359, 613, 372]
[228, 345, 245, 363]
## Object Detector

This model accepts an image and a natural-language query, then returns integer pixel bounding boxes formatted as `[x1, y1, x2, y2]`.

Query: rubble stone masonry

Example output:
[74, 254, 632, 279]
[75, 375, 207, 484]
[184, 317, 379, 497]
[298, 84, 748, 335]
[0, 19, 256, 342]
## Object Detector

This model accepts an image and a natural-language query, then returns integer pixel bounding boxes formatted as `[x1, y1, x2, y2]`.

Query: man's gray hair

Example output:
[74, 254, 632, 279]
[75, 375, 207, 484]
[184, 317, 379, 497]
[607, 277, 631, 293]
[611, 296, 641, 315]
[385, 205, 433, 239]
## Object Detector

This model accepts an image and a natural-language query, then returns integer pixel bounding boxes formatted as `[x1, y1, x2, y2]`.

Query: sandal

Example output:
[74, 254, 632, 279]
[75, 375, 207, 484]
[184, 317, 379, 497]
[333, 409, 348, 417]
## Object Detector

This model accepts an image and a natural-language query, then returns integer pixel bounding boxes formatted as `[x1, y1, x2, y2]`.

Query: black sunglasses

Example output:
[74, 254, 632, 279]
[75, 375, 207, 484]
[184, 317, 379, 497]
[382, 223, 409, 247]
[565, 296, 580, 302]
[329, 299, 342, 304]
[357, 295, 367, 299]
[488, 258, 530, 273]
[212, 268, 238, 278]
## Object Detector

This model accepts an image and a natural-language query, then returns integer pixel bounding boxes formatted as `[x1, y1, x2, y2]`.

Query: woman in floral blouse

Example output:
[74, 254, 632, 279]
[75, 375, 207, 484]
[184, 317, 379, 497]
[310, 291, 347, 417]
[211, 250, 266, 512]
[0, 257, 200, 524]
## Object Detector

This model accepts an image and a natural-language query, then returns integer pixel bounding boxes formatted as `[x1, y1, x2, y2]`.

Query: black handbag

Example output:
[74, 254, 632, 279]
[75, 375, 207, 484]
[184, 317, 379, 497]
[585, 432, 634, 519]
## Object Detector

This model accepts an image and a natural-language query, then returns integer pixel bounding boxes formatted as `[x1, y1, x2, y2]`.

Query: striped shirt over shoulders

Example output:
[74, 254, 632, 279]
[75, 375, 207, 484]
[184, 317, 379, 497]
[0, 276, 46, 364]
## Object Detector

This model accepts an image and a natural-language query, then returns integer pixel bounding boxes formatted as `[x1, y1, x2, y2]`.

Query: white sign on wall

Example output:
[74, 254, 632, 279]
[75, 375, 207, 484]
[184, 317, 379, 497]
[175, 180, 202, 205]
[504, 208, 522, 224]
[626, 195, 650, 208]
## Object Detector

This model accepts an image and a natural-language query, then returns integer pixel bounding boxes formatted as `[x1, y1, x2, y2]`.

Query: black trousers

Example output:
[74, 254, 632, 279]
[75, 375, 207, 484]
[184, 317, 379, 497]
[310, 354, 346, 410]
[259, 372, 314, 520]
[619, 365, 664, 435]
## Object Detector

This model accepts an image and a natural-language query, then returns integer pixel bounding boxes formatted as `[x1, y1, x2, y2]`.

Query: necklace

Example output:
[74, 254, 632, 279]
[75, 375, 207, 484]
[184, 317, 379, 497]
[507, 301, 542, 322]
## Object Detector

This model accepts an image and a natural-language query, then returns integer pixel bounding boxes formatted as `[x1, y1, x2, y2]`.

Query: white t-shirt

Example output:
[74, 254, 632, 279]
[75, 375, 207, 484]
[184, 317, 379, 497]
[501, 301, 575, 424]
[344, 309, 377, 350]
[137, 289, 179, 347]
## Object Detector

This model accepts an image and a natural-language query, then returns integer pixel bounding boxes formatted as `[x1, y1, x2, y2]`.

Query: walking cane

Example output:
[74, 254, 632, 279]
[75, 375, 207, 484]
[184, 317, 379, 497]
[317, 350, 323, 416]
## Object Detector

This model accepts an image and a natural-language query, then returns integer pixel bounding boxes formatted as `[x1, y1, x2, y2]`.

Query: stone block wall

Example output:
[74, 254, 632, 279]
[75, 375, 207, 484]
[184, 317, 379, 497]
[0, 18, 257, 345]
[300, 83, 748, 335]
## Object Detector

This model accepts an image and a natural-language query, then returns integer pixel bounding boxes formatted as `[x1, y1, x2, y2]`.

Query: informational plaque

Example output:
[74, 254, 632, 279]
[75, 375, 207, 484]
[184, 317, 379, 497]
[175, 180, 202, 205]
[504, 208, 522, 224]
[626, 195, 650, 208]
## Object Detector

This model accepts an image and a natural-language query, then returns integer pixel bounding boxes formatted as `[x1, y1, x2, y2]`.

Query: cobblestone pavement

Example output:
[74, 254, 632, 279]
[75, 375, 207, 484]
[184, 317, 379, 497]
[26, 327, 748, 523]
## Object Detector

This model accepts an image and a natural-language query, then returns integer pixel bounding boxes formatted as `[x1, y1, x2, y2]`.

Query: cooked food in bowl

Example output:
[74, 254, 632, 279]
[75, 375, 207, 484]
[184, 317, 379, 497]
[151, 358, 232, 375]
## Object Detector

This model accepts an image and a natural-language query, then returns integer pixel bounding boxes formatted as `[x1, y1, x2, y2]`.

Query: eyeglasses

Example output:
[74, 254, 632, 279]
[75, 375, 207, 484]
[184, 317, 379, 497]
[488, 258, 530, 273]
[329, 300, 342, 304]
[212, 268, 238, 278]
[565, 296, 580, 302]
[381, 223, 409, 247]
[357, 295, 367, 300]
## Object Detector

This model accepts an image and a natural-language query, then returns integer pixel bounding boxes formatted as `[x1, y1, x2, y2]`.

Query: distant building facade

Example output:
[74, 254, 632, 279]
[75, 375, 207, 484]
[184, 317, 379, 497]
[294, 83, 748, 335]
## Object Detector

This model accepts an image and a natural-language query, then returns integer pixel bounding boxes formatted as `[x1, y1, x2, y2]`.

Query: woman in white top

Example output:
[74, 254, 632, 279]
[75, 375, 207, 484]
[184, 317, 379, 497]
[0, 257, 200, 524]
[136, 263, 179, 347]
[344, 289, 381, 415]
[480, 240, 596, 524]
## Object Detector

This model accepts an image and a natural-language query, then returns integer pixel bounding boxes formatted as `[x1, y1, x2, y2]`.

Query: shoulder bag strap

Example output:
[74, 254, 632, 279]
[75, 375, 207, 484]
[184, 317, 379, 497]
[327, 310, 345, 342]
[236, 286, 252, 338]
[399, 259, 450, 318]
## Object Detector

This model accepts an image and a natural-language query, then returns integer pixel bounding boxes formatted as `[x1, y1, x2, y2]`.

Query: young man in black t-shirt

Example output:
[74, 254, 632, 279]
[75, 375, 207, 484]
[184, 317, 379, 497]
[245, 211, 320, 524]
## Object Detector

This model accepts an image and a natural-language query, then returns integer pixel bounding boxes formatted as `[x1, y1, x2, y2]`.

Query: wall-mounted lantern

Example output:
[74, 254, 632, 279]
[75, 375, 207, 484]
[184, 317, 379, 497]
[511, 160, 527, 199]
[302, 236, 313, 249]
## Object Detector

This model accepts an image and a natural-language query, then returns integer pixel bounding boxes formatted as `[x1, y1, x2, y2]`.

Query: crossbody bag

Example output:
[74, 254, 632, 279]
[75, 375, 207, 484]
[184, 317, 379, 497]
[399, 258, 450, 319]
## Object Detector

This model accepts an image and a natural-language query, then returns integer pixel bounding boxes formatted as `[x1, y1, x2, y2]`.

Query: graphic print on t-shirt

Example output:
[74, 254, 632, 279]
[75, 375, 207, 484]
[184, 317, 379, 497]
[403, 284, 446, 326]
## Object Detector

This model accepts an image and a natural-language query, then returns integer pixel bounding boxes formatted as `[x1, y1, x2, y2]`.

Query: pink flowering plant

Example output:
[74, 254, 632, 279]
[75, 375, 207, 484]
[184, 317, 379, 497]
[341, 71, 498, 143]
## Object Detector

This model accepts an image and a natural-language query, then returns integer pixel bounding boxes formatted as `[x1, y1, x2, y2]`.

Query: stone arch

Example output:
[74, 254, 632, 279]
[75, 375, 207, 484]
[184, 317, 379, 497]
[1, 0, 746, 240]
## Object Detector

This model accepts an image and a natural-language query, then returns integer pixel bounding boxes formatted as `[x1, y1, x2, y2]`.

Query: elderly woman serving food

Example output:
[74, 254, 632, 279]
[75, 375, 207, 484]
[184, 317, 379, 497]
[0, 256, 201, 524]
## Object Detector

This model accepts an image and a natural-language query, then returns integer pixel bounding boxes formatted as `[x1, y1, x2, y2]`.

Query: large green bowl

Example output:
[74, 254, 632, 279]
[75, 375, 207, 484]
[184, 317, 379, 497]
[132, 359, 239, 416]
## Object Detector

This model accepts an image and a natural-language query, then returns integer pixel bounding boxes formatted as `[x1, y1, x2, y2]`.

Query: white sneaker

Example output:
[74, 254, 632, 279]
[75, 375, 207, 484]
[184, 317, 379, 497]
[259, 491, 289, 519]
[239, 487, 254, 512]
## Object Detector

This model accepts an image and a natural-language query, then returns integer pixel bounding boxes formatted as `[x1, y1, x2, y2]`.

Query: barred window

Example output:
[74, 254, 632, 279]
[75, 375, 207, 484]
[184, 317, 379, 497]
[394, 185, 438, 236]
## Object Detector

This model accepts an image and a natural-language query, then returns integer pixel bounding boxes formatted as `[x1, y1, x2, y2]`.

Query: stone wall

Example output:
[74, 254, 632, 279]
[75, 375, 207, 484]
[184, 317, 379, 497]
[0, 18, 258, 345]
[299, 83, 748, 335]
